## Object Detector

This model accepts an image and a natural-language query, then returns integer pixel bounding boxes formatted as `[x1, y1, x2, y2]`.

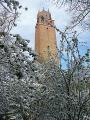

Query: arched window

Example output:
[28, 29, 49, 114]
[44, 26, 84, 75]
[41, 16, 44, 23]
[47, 45, 51, 57]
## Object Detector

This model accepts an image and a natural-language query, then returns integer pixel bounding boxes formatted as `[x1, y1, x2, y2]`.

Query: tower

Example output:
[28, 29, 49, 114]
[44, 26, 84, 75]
[35, 9, 58, 63]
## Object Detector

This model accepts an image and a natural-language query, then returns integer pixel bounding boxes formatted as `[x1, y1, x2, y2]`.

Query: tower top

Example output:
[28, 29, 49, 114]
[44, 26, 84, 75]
[36, 9, 53, 26]
[37, 9, 51, 20]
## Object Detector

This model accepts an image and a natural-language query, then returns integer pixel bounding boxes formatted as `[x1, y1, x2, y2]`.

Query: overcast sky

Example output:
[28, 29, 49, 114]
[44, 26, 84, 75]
[11, 0, 90, 54]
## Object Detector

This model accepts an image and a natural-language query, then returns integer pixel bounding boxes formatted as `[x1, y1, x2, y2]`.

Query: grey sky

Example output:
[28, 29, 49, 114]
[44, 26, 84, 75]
[11, 0, 90, 52]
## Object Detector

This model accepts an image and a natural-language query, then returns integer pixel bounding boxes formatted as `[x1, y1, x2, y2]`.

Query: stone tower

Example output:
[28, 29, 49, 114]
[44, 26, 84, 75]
[35, 9, 58, 63]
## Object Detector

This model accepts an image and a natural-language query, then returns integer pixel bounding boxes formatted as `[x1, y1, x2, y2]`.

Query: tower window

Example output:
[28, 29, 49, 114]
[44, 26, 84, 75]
[41, 16, 44, 22]
[47, 46, 51, 57]
[47, 46, 50, 50]
[47, 46, 50, 51]
[37, 18, 39, 22]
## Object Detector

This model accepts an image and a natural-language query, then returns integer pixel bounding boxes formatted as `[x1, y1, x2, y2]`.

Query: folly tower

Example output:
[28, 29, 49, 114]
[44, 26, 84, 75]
[35, 9, 58, 63]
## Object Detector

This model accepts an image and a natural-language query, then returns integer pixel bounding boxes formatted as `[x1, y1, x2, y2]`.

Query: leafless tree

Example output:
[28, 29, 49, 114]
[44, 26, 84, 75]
[49, 0, 90, 29]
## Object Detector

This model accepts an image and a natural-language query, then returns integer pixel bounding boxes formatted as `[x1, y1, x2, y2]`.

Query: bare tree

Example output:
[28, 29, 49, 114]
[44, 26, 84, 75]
[49, 0, 90, 29]
[0, 9, 18, 33]
[0, 0, 27, 34]
[0, 0, 20, 33]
